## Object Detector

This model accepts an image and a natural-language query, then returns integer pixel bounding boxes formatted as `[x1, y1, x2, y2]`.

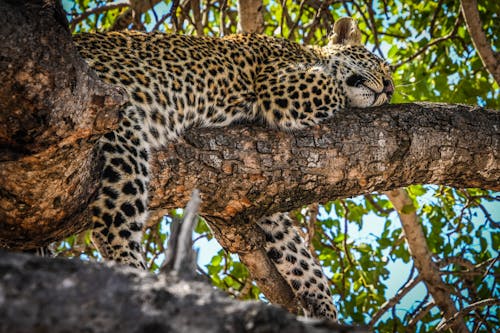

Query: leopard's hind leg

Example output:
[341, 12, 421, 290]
[257, 212, 338, 321]
[90, 105, 150, 269]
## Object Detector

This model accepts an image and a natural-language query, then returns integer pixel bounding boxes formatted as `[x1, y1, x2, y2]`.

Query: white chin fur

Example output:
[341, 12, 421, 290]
[347, 88, 387, 108]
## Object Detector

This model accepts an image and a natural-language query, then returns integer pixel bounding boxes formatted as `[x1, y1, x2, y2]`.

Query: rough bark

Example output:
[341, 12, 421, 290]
[385, 188, 469, 333]
[147, 102, 499, 230]
[0, 251, 370, 333]
[2, 102, 498, 254]
[0, 0, 125, 247]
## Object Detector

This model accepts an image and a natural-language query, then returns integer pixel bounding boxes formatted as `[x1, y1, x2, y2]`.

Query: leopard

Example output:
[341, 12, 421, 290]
[73, 17, 393, 322]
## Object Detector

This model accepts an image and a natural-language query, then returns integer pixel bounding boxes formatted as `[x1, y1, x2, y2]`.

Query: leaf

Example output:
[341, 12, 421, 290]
[400, 204, 416, 214]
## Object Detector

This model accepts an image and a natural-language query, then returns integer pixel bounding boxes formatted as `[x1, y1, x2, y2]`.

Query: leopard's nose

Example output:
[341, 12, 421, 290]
[383, 79, 394, 94]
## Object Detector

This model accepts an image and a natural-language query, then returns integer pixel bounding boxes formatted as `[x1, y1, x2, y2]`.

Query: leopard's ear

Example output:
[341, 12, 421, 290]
[329, 17, 362, 46]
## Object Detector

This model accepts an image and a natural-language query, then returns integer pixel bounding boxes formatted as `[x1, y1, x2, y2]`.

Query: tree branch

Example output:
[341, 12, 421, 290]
[369, 275, 423, 327]
[460, 0, 500, 84]
[385, 188, 469, 332]
[436, 298, 500, 332]
[110, 0, 163, 31]
[2, 102, 499, 252]
[407, 300, 434, 328]
[0, 251, 369, 333]
[69, 2, 129, 30]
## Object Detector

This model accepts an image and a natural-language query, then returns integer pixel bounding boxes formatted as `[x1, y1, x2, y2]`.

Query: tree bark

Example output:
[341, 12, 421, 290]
[0, 251, 369, 333]
[2, 102, 498, 249]
[0, 0, 126, 247]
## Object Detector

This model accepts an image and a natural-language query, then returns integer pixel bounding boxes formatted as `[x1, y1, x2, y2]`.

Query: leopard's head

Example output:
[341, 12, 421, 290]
[325, 17, 394, 108]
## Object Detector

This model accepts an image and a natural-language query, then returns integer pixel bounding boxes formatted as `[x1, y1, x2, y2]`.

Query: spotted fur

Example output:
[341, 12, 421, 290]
[258, 213, 337, 320]
[73, 17, 392, 321]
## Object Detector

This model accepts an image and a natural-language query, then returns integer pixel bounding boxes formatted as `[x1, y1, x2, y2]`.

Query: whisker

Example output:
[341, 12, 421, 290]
[394, 78, 425, 88]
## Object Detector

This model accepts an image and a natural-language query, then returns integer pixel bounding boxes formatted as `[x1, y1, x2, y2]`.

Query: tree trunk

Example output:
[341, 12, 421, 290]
[0, 0, 126, 247]
[237, 0, 264, 33]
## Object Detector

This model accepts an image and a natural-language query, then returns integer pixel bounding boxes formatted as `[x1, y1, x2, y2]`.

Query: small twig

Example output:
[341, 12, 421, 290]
[436, 298, 500, 331]
[392, 16, 461, 69]
[364, 193, 394, 215]
[287, 0, 307, 40]
[363, 0, 384, 57]
[196, 264, 211, 279]
[219, 0, 227, 36]
[481, 255, 499, 281]
[279, 0, 286, 38]
[370, 273, 423, 326]
[429, 0, 445, 37]
[152, 13, 172, 31]
[170, 0, 181, 32]
[303, 0, 331, 45]
[69, 3, 129, 30]
[439, 256, 476, 271]
[408, 300, 435, 328]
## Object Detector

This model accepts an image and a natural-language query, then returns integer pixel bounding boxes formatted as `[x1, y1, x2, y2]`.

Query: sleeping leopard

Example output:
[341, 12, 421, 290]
[73, 17, 393, 321]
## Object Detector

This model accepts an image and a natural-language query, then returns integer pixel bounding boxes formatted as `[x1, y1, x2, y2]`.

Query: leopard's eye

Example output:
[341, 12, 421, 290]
[346, 74, 365, 87]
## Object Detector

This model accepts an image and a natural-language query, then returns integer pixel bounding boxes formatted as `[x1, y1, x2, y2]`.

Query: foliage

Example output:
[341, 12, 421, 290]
[58, 0, 499, 331]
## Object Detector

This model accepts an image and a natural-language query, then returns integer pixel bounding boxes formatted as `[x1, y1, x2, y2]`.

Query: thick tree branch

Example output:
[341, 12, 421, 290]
[2, 102, 498, 252]
[385, 188, 469, 333]
[0, 251, 368, 333]
[460, 0, 500, 84]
